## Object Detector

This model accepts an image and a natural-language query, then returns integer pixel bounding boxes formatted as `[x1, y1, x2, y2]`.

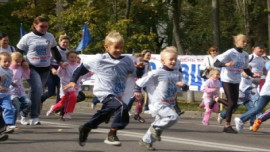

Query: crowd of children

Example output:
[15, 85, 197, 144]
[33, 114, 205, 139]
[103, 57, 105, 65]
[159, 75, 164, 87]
[1, 16, 270, 151]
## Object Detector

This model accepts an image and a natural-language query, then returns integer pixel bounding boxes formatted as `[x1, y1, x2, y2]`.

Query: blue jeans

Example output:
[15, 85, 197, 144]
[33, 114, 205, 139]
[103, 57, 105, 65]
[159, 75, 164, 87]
[27, 68, 49, 119]
[0, 96, 15, 125]
[240, 95, 270, 123]
[251, 88, 262, 119]
[12, 96, 31, 118]
[41, 73, 60, 103]
[220, 99, 255, 125]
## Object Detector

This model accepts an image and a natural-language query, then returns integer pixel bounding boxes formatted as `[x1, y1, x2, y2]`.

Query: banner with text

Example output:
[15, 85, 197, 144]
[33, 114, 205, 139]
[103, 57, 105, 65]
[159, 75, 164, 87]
[79, 54, 206, 91]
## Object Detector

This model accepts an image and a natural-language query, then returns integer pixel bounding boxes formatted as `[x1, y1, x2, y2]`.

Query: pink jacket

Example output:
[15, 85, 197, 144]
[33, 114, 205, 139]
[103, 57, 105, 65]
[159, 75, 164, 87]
[9, 64, 30, 99]
[201, 77, 220, 103]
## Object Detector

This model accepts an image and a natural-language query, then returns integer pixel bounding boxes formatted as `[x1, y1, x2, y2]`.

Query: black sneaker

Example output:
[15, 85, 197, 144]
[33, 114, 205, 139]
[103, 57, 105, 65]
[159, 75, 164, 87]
[0, 134, 8, 141]
[223, 126, 237, 134]
[139, 139, 155, 151]
[104, 135, 121, 146]
[150, 126, 162, 141]
[78, 125, 91, 147]
[134, 114, 145, 123]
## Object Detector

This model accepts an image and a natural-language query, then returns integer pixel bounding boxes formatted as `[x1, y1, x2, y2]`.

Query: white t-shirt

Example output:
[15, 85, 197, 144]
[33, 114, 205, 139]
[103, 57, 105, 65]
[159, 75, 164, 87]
[260, 70, 270, 96]
[200, 55, 218, 70]
[0, 45, 15, 53]
[216, 48, 249, 83]
[16, 32, 57, 67]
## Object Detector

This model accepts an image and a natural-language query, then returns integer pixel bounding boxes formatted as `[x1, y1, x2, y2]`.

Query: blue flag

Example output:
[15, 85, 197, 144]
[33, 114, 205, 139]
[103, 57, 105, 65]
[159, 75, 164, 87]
[76, 24, 92, 52]
[20, 23, 25, 38]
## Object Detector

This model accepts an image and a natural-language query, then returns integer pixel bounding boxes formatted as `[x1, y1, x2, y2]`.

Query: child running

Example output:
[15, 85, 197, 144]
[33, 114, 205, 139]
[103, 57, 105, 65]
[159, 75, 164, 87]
[235, 61, 270, 132]
[127, 53, 146, 123]
[135, 46, 187, 151]
[63, 32, 143, 146]
[0, 52, 16, 132]
[46, 50, 80, 119]
[9, 52, 31, 125]
[201, 69, 220, 125]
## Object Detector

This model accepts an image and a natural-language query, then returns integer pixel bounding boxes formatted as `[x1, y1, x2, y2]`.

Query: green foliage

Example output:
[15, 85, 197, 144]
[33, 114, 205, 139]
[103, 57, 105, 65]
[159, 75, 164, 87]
[0, 0, 269, 55]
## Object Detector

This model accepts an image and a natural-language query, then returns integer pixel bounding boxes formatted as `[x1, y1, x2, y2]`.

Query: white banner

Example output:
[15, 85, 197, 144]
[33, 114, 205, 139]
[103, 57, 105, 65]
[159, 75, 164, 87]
[79, 54, 207, 91]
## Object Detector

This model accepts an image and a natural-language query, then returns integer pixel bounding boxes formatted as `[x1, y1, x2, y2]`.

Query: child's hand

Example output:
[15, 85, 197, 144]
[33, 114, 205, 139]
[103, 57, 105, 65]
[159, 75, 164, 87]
[225, 61, 235, 67]
[134, 92, 142, 100]
[253, 73, 260, 78]
[211, 88, 218, 92]
[22, 61, 29, 69]
[176, 81, 185, 87]
[63, 82, 76, 90]
[61, 62, 69, 69]
[134, 61, 145, 68]
[0, 76, 4, 82]
[0, 86, 5, 91]
[51, 68, 57, 75]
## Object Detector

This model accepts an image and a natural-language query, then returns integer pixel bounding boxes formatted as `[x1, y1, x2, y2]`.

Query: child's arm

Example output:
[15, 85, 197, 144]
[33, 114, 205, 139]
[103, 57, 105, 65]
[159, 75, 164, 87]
[22, 66, 30, 79]
[57, 62, 68, 77]
[63, 63, 90, 90]
[201, 80, 218, 93]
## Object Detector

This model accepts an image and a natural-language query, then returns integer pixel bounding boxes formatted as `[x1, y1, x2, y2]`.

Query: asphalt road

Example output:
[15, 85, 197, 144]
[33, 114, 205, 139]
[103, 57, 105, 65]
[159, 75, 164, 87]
[1, 100, 270, 152]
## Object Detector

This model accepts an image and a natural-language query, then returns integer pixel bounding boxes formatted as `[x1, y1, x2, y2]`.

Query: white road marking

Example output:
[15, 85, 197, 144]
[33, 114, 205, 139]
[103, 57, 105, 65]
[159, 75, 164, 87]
[40, 120, 269, 151]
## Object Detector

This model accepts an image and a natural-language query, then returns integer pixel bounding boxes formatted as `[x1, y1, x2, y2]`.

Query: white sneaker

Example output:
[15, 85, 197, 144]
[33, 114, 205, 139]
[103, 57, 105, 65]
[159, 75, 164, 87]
[63, 113, 72, 119]
[5, 126, 16, 134]
[234, 117, 244, 133]
[217, 113, 223, 124]
[144, 110, 150, 114]
[249, 126, 253, 131]
[29, 118, 41, 125]
[20, 116, 29, 125]
[46, 105, 54, 116]
[91, 103, 96, 109]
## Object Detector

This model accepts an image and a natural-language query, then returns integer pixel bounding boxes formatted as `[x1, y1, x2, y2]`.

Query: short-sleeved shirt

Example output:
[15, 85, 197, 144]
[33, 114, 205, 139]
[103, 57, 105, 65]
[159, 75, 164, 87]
[17, 32, 57, 67]
[0, 45, 15, 53]
[216, 48, 249, 83]
[83, 53, 136, 102]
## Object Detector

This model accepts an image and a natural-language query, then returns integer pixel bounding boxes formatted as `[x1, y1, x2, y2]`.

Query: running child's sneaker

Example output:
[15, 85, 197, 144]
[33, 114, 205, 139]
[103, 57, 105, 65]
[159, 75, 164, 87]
[150, 126, 162, 141]
[217, 113, 223, 124]
[234, 117, 244, 133]
[29, 118, 41, 125]
[252, 119, 262, 132]
[78, 125, 91, 147]
[139, 139, 155, 151]
[46, 105, 54, 116]
[63, 113, 72, 119]
[104, 135, 121, 146]
[0, 134, 8, 141]
[134, 114, 145, 123]
[20, 116, 29, 125]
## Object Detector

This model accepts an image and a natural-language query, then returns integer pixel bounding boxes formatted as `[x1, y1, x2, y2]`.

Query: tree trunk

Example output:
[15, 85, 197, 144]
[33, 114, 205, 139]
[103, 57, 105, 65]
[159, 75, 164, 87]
[171, 0, 184, 55]
[125, 0, 131, 40]
[236, 0, 251, 52]
[113, 0, 118, 23]
[267, 0, 270, 54]
[56, 0, 64, 16]
[212, 0, 220, 49]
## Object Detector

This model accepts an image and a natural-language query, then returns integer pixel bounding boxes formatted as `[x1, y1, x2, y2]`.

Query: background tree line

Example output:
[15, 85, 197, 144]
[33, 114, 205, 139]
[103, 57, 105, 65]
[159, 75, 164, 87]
[0, 0, 269, 55]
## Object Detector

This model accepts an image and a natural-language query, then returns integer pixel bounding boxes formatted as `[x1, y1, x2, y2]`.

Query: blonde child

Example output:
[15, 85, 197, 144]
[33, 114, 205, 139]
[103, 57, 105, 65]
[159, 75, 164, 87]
[9, 52, 31, 125]
[201, 69, 220, 125]
[0, 52, 16, 132]
[135, 46, 187, 151]
[63, 32, 144, 146]
[46, 50, 80, 119]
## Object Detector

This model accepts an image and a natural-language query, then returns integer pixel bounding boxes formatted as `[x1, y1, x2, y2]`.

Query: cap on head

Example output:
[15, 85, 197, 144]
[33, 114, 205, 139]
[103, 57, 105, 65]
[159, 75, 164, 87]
[254, 44, 264, 48]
